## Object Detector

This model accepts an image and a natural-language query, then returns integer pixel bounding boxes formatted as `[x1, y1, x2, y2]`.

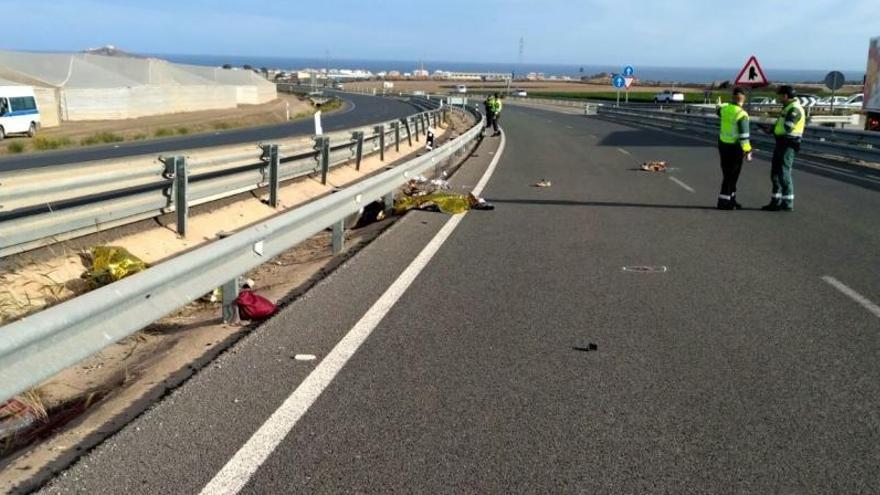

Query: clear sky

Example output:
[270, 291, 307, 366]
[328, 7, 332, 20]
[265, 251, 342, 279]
[3, 0, 876, 70]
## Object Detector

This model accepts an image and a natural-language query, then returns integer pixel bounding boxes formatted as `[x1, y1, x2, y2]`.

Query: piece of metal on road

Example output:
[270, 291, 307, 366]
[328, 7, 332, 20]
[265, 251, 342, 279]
[622, 266, 668, 273]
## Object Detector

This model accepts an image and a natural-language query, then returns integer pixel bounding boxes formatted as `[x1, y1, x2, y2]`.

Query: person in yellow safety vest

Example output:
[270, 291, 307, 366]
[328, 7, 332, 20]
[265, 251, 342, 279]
[489, 93, 503, 136]
[483, 94, 496, 135]
[761, 85, 805, 211]
[716, 87, 753, 210]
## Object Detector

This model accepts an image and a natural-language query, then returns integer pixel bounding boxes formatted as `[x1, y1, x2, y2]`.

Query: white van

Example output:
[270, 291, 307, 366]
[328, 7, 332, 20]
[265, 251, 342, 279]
[0, 86, 41, 140]
[455, 84, 467, 94]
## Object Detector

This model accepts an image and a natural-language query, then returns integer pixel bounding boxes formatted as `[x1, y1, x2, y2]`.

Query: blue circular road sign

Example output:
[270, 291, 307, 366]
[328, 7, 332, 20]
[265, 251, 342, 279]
[612, 75, 626, 89]
[623, 66, 635, 77]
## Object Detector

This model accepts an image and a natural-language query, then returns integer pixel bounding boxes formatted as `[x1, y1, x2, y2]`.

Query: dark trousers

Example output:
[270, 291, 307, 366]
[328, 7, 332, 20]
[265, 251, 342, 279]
[492, 113, 501, 133]
[717, 141, 744, 201]
[484, 110, 494, 132]
[771, 138, 798, 207]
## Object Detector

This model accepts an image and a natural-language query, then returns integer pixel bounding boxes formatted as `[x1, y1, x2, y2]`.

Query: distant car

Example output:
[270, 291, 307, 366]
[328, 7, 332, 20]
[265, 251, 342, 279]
[332, 81, 344, 90]
[841, 93, 864, 108]
[816, 96, 848, 107]
[751, 96, 777, 106]
[455, 84, 467, 94]
[514, 89, 528, 97]
[654, 90, 684, 103]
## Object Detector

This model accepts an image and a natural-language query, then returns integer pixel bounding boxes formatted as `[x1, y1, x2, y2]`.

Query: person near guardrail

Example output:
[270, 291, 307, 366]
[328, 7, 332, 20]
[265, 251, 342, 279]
[490, 93, 503, 136]
[484, 94, 496, 135]
[716, 87, 753, 210]
[761, 85, 805, 212]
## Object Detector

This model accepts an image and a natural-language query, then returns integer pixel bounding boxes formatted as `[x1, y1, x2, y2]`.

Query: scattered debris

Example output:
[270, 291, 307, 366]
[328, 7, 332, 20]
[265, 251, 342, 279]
[0, 395, 47, 450]
[394, 192, 493, 215]
[353, 200, 387, 228]
[573, 343, 599, 352]
[235, 290, 277, 321]
[294, 354, 317, 361]
[533, 179, 552, 188]
[82, 246, 148, 289]
[641, 161, 669, 172]
[402, 175, 451, 197]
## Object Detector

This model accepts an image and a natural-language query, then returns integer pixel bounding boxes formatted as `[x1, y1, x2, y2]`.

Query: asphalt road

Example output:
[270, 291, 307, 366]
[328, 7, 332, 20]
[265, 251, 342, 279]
[0, 92, 420, 171]
[35, 104, 880, 494]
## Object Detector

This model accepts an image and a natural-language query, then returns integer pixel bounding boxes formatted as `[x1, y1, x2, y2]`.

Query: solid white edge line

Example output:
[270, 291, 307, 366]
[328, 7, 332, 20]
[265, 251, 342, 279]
[668, 176, 696, 193]
[199, 129, 507, 495]
[821, 276, 880, 319]
[616, 147, 630, 156]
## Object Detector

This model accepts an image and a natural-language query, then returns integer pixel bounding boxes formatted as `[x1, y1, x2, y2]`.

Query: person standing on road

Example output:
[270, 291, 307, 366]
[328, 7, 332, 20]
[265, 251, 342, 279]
[483, 94, 496, 135]
[716, 87, 752, 210]
[762, 85, 805, 211]
[490, 93, 503, 136]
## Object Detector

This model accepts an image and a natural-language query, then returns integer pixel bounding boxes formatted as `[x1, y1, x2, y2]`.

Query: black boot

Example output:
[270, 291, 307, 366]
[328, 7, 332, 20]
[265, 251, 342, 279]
[761, 201, 781, 211]
[717, 199, 734, 210]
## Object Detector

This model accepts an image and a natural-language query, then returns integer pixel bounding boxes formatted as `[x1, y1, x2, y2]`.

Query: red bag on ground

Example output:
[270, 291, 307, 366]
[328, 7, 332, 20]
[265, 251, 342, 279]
[235, 290, 277, 320]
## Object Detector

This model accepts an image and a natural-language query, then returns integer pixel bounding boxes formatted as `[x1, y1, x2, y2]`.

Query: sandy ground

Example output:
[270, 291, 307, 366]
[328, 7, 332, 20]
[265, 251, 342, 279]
[0, 109, 477, 493]
[2, 94, 312, 155]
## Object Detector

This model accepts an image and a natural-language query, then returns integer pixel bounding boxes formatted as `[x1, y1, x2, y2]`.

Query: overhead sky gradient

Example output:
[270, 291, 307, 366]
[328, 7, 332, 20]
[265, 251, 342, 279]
[3, 0, 876, 70]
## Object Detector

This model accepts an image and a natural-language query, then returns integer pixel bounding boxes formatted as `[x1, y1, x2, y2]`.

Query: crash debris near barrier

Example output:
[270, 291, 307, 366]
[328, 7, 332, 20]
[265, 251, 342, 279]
[395, 174, 494, 214]
[533, 179, 552, 188]
[641, 161, 669, 172]
[82, 246, 148, 289]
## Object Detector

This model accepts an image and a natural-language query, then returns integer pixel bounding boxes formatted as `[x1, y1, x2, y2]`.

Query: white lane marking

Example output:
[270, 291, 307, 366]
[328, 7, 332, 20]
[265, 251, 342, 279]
[821, 276, 880, 319]
[200, 131, 507, 495]
[668, 176, 695, 193]
[616, 148, 630, 156]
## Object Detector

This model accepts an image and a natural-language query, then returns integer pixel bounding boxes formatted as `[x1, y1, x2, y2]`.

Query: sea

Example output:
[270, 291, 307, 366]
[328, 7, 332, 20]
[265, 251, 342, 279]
[158, 53, 866, 85]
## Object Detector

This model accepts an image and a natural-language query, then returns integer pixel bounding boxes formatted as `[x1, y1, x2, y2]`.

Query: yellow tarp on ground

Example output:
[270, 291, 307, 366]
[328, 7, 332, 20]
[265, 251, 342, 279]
[85, 246, 148, 288]
[393, 193, 474, 215]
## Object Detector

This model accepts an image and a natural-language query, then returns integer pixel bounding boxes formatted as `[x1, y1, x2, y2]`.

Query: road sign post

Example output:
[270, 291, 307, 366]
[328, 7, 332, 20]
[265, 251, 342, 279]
[612, 74, 626, 107]
[825, 71, 845, 113]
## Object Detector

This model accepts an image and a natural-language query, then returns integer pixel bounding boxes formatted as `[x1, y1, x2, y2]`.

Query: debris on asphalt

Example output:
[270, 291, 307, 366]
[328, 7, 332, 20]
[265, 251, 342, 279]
[82, 246, 148, 289]
[353, 200, 387, 228]
[0, 395, 47, 448]
[641, 161, 669, 172]
[533, 179, 552, 188]
[394, 192, 493, 215]
[402, 175, 451, 197]
[573, 343, 599, 352]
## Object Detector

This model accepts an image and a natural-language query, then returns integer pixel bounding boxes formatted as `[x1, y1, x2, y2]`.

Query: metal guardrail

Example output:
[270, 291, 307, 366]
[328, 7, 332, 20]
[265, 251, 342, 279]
[593, 106, 880, 164]
[0, 105, 484, 403]
[0, 99, 447, 257]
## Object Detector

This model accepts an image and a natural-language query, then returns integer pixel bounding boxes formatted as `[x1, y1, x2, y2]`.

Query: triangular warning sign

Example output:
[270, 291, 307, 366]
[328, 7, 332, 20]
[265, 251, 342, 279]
[735, 56, 769, 87]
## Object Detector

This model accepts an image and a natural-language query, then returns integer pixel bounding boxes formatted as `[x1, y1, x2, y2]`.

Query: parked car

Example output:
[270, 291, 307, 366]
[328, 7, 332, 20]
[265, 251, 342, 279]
[817, 96, 848, 107]
[514, 89, 528, 97]
[841, 93, 864, 108]
[455, 84, 468, 94]
[0, 85, 41, 140]
[654, 90, 684, 103]
[332, 81, 344, 90]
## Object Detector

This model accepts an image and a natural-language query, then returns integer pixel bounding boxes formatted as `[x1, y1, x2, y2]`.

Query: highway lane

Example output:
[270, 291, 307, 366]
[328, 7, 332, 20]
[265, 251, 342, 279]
[0, 92, 419, 171]
[36, 105, 880, 494]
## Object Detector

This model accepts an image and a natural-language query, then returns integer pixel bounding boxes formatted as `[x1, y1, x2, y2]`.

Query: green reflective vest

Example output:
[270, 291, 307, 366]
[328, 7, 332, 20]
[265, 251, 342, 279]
[774, 100, 806, 138]
[718, 103, 752, 152]
[490, 98, 502, 114]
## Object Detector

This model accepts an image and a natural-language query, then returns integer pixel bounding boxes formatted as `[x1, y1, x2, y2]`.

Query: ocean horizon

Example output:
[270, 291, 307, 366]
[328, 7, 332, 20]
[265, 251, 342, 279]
[157, 53, 866, 85]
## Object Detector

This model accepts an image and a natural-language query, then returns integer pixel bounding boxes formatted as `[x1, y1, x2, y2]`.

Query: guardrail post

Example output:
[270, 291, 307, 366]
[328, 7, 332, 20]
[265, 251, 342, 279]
[414, 117, 420, 142]
[383, 191, 395, 215]
[392, 122, 401, 152]
[374, 125, 385, 161]
[222, 277, 240, 324]
[165, 156, 189, 237]
[314, 136, 330, 185]
[332, 220, 345, 254]
[352, 131, 364, 171]
[404, 118, 413, 146]
[266, 144, 280, 208]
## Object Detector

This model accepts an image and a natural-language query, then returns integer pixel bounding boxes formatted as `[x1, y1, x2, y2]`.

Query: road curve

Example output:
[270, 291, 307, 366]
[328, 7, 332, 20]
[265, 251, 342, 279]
[0, 91, 420, 172]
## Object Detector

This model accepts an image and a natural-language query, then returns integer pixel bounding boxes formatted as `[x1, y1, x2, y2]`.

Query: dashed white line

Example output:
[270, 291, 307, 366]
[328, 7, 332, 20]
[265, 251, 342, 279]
[668, 176, 695, 193]
[616, 148, 630, 156]
[821, 276, 880, 319]
[199, 131, 508, 495]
